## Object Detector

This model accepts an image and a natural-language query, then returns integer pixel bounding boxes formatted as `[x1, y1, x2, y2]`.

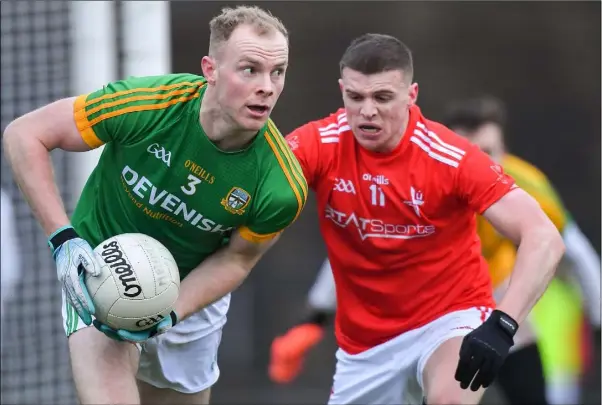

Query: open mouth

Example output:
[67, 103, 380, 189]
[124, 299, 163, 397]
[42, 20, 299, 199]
[359, 124, 382, 134]
[247, 105, 269, 115]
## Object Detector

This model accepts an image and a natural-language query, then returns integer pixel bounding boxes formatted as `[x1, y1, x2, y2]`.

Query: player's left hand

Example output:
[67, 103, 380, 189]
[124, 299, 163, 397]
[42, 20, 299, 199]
[454, 309, 518, 391]
[92, 311, 178, 343]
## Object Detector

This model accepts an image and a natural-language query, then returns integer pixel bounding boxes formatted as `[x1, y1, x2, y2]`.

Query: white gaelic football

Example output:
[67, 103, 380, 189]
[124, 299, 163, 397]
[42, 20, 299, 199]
[85, 233, 180, 331]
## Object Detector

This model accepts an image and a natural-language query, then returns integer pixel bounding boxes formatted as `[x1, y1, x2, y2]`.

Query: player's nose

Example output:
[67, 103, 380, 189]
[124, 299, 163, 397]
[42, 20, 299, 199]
[359, 100, 377, 118]
[256, 73, 275, 97]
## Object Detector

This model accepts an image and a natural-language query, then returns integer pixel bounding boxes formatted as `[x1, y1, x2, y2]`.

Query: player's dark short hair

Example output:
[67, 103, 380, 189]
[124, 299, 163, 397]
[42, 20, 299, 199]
[442, 96, 507, 131]
[339, 33, 414, 81]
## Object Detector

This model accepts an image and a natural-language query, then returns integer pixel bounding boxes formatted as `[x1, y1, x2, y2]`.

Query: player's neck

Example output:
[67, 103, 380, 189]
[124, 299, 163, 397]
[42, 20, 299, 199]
[199, 88, 258, 151]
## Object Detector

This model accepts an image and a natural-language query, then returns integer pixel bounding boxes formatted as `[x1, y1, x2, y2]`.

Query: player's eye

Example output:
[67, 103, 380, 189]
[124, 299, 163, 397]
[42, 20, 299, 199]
[241, 67, 254, 76]
[349, 94, 363, 101]
[271, 68, 285, 77]
[375, 94, 393, 102]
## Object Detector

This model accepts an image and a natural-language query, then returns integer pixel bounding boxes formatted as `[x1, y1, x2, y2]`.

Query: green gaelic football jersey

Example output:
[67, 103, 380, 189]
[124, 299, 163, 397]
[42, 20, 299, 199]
[71, 73, 307, 279]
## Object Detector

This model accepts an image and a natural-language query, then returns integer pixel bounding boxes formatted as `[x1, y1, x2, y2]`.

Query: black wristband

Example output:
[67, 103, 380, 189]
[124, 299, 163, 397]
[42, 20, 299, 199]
[48, 226, 80, 252]
[491, 309, 519, 338]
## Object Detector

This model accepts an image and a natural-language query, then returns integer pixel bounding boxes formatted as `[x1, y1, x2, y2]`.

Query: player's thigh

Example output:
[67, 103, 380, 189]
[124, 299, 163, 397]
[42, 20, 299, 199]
[422, 336, 485, 405]
[137, 310, 225, 396]
[419, 307, 492, 405]
[62, 293, 141, 404]
[138, 380, 211, 405]
[69, 325, 140, 405]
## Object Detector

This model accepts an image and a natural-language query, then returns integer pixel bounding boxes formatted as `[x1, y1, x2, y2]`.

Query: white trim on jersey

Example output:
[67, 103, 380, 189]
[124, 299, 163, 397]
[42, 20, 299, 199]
[318, 113, 349, 143]
[411, 123, 465, 168]
[416, 122, 466, 156]
[413, 129, 464, 161]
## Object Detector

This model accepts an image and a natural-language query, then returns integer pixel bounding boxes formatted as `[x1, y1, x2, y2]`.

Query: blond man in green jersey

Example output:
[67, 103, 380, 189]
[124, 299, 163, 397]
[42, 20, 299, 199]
[3, 6, 306, 405]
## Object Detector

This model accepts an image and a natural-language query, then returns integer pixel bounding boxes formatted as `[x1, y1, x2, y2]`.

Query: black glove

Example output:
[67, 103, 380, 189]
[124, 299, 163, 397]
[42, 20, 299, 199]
[454, 309, 518, 391]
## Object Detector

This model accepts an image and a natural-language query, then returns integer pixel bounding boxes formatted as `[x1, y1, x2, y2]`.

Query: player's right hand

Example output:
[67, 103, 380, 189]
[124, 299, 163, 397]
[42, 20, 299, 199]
[269, 323, 325, 383]
[48, 225, 103, 326]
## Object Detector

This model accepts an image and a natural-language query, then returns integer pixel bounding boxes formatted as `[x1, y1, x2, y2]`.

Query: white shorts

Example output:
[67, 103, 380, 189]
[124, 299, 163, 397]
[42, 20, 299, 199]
[328, 306, 492, 405]
[61, 291, 230, 394]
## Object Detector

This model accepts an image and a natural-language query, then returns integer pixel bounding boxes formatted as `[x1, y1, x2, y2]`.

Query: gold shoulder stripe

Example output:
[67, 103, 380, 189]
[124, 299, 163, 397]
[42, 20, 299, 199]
[238, 226, 281, 244]
[74, 93, 104, 149]
[267, 120, 308, 199]
[85, 81, 205, 108]
[88, 93, 200, 127]
[266, 121, 308, 200]
[85, 87, 198, 118]
[263, 131, 305, 223]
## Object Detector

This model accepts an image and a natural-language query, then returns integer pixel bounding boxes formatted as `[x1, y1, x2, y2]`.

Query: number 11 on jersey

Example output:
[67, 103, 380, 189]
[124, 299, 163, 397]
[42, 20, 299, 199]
[369, 184, 385, 207]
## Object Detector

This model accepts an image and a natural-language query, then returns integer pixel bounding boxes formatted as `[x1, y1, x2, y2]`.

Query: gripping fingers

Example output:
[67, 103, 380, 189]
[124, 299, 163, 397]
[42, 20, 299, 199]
[455, 341, 483, 389]
[76, 264, 96, 315]
[469, 357, 492, 391]
[93, 320, 124, 341]
[65, 274, 92, 325]
[117, 329, 148, 343]
[455, 341, 474, 388]
[67, 288, 92, 325]
[87, 250, 105, 277]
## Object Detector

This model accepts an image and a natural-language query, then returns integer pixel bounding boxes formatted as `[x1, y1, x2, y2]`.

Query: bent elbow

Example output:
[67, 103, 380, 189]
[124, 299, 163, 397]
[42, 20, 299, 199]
[2, 119, 18, 148]
[2, 119, 24, 158]
[539, 223, 566, 260]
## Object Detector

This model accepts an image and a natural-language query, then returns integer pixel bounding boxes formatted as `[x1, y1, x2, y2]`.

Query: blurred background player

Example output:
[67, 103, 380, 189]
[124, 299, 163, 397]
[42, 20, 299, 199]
[270, 95, 600, 405]
[281, 33, 564, 405]
[442, 96, 601, 404]
[3, 6, 303, 405]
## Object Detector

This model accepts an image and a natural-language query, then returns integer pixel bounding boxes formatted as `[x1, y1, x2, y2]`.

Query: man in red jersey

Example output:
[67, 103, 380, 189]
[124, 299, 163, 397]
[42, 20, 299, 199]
[278, 34, 565, 404]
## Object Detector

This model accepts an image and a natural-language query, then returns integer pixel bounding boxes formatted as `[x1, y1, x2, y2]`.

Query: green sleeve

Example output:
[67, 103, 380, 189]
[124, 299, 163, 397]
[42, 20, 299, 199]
[239, 123, 309, 243]
[72, 74, 206, 148]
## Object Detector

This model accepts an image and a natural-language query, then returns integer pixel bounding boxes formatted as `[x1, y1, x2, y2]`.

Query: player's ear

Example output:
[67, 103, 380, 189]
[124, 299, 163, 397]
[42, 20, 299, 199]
[338, 78, 344, 93]
[408, 82, 419, 106]
[201, 56, 217, 85]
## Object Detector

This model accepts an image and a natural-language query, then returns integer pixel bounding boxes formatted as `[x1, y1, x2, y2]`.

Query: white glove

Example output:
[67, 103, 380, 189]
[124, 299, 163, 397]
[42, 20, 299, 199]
[48, 225, 103, 325]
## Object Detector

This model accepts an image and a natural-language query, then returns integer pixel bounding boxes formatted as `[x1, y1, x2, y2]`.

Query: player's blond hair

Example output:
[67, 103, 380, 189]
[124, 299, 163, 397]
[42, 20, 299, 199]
[208, 6, 288, 57]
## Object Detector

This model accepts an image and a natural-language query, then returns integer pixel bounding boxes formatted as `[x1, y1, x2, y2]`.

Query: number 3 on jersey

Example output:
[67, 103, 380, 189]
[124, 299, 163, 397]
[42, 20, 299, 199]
[181, 174, 202, 195]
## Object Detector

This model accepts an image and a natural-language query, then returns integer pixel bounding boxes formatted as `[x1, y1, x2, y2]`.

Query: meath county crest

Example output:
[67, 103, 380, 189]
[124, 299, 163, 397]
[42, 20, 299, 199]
[221, 187, 251, 215]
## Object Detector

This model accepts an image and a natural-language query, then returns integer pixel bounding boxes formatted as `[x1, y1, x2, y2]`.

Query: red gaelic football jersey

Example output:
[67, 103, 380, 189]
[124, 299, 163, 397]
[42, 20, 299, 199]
[286, 105, 517, 354]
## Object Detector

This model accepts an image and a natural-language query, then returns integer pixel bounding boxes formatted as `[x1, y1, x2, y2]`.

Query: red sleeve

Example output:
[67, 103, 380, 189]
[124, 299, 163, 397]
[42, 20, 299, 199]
[285, 123, 321, 188]
[456, 148, 517, 214]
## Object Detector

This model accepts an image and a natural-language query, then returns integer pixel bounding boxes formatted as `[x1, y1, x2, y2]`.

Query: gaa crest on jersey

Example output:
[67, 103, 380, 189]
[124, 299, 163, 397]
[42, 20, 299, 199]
[221, 187, 251, 215]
